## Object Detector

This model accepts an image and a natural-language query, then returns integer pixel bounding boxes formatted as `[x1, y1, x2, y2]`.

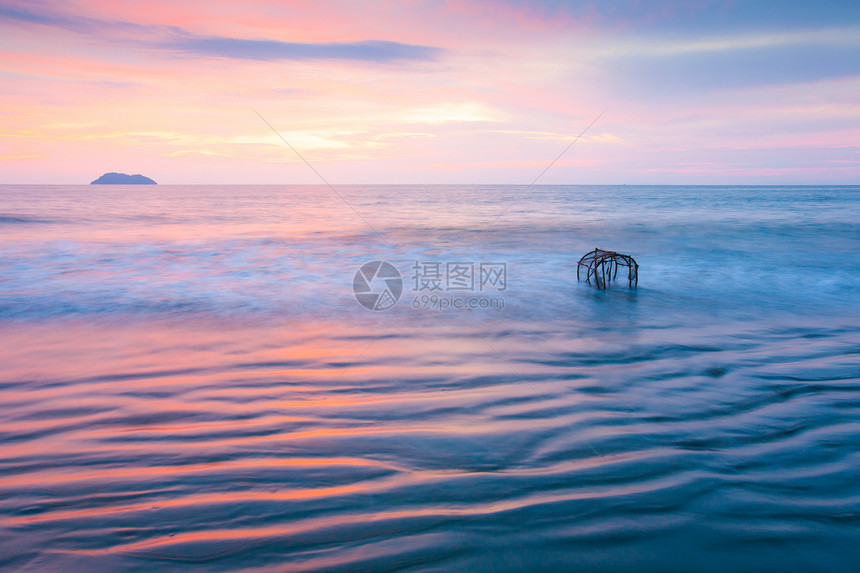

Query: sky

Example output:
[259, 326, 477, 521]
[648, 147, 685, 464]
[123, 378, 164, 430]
[1, 0, 859, 184]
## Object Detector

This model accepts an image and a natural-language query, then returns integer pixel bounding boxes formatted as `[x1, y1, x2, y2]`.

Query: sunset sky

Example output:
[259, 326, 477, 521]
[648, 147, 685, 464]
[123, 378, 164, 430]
[1, 0, 859, 184]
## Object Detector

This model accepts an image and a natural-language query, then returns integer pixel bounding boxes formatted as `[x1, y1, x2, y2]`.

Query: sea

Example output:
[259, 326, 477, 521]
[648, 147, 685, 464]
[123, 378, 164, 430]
[1, 184, 858, 572]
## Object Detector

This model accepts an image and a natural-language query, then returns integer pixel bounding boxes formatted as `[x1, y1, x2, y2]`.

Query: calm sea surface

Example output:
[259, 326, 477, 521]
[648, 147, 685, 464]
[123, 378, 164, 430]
[1, 185, 859, 571]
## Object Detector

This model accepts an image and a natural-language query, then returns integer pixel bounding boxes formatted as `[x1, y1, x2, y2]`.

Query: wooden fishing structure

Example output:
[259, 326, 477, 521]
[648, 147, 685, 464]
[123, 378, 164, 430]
[577, 248, 638, 289]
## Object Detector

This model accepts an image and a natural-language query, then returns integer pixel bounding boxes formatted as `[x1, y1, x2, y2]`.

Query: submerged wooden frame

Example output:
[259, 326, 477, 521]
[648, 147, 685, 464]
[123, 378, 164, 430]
[577, 248, 638, 289]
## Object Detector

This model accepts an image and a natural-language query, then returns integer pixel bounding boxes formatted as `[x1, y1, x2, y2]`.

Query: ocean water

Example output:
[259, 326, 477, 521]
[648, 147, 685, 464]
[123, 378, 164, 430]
[0, 184, 858, 571]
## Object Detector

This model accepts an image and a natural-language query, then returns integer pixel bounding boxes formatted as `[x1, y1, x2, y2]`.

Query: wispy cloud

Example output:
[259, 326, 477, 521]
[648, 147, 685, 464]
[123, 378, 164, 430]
[0, 153, 44, 161]
[0, 1, 443, 63]
[582, 26, 860, 95]
[160, 36, 441, 62]
[594, 27, 860, 59]
[398, 103, 504, 124]
[0, 1, 162, 37]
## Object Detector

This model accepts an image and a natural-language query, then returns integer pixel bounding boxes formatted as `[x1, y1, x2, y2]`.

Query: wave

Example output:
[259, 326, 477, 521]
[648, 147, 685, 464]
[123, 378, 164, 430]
[0, 215, 52, 224]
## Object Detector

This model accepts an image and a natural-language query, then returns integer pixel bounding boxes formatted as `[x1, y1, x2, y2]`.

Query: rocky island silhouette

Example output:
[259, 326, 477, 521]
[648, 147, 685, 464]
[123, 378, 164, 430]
[90, 172, 157, 184]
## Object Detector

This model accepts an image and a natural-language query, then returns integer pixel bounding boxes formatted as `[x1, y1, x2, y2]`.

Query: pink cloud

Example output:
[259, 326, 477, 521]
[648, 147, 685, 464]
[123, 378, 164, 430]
[1, 0, 857, 183]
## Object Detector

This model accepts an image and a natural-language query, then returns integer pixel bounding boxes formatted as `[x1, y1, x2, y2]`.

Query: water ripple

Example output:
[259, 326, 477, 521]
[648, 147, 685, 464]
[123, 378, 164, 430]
[1, 317, 858, 571]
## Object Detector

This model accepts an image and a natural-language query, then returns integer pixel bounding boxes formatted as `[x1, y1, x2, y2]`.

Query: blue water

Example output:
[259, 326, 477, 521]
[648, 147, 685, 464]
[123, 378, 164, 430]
[0, 185, 859, 571]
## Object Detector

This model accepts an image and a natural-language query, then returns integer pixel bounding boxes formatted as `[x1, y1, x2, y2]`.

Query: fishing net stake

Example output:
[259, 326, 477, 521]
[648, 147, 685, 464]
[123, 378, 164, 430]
[577, 248, 638, 289]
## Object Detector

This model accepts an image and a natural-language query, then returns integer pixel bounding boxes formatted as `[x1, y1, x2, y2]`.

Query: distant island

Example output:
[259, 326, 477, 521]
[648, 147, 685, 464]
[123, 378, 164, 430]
[90, 172, 157, 185]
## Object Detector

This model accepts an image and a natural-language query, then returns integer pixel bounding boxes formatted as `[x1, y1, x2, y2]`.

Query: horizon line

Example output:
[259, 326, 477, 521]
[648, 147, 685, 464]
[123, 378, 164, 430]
[1, 182, 857, 187]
